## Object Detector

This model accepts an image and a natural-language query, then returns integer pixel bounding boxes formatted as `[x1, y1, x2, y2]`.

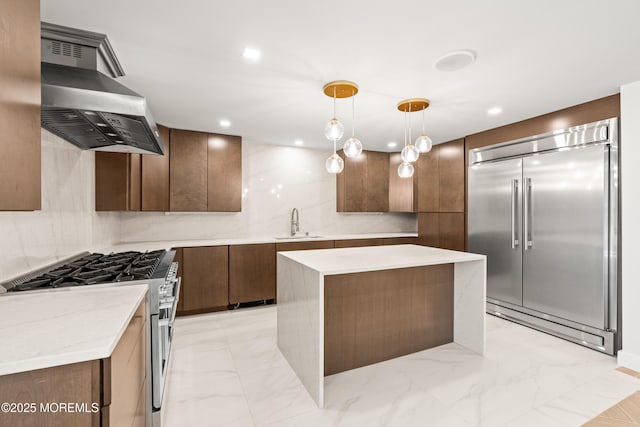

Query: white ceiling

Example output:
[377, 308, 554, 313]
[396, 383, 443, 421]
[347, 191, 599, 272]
[41, 0, 640, 151]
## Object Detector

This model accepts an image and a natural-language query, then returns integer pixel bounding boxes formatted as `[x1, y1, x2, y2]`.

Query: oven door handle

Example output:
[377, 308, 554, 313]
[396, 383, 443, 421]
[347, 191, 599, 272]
[170, 277, 181, 324]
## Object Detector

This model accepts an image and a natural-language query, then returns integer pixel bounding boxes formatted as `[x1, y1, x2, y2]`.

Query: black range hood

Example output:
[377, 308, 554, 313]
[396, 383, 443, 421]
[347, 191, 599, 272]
[40, 22, 164, 155]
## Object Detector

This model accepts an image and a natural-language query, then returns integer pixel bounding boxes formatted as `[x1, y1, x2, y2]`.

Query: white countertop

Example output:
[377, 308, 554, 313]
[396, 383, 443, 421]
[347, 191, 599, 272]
[0, 284, 147, 376]
[97, 232, 418, 253]
[278, 244, 485, 275]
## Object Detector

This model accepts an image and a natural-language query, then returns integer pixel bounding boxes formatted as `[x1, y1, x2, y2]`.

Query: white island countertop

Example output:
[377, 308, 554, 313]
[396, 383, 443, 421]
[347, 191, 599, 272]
[278, 244, 484, 275]
[0, 284, 147, 376]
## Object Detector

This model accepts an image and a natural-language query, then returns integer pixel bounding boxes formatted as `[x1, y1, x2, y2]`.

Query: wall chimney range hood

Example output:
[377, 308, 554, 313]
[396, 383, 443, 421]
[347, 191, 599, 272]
[40, 22, 164, 155]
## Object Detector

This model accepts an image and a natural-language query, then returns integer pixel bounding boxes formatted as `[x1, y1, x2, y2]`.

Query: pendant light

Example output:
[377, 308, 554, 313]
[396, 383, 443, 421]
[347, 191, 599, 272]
[415, 104, 433, 153]
[396, 98, 430, 178]
[343, 88, 363, 158]
[323, 81, 360, 173]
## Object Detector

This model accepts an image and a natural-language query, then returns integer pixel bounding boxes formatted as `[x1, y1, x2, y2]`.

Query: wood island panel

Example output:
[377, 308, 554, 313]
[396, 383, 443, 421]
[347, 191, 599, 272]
[324, 264, 454, 376]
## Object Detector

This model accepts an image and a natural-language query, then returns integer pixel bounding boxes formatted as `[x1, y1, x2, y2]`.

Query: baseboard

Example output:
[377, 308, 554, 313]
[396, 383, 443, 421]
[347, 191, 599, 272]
[617, 350, 640, 372]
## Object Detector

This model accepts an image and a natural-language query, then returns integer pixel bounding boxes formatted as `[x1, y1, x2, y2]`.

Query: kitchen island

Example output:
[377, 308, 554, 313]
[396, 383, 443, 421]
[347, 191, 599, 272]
[0, 285, 148, 426]
[276, 244, 486, 407]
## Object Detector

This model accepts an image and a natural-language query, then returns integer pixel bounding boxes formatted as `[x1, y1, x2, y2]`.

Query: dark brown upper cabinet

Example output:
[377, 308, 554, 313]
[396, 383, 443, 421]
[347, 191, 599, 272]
[95, 152, 141, 211]
[141, 124, 170, 211]
[336, 150, 389, 212]
[169, 129, 208, 212]
[389, 153, 415, 212]
[207, 133, 242, 212]
[0, 0, 41, 211]
[169, 128, 242, 212]
[414, 139, 465, 213]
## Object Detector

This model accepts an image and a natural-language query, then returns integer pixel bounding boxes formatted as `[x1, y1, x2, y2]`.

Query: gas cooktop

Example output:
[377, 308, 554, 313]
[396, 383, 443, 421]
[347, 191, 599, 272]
[8, 250, 166, 292]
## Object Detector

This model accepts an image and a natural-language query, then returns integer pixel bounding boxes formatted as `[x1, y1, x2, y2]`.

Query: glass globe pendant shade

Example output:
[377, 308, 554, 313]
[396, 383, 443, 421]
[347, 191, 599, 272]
[324, 118, 344, 141]
[343, 137, 363, 158]
[397, 161, 414, 178]
[401, 144, 420, 163]
[325, 152, 344, 174]
[415, 134, 433, 153]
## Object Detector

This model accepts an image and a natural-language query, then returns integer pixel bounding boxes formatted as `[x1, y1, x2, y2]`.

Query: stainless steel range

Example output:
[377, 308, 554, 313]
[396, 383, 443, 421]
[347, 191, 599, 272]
[0, 249, 180, 425]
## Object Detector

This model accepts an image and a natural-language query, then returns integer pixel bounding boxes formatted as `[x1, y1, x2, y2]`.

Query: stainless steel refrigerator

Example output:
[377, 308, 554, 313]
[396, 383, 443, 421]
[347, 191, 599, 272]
[468, 118, 619, 355]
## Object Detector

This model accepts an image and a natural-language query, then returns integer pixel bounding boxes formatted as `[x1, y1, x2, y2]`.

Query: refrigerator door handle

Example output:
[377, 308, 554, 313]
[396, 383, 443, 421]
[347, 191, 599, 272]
[524, 177, 532, 250]
[511, 179, 519, 248]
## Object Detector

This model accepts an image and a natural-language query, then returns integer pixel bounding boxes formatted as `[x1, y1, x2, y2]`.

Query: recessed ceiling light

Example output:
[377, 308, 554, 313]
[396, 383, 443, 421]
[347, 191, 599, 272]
[387, 142, 397, 148]
[434, 49, 476, 72]
[294, 140, 304, 146]
[219, 119, 231, 127]
[488, 107, 503, 115]
[242, 47, 261, 61]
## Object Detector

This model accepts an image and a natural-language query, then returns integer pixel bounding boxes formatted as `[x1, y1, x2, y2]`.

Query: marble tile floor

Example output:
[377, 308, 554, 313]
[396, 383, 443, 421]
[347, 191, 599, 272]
[162, 306, 639, 427]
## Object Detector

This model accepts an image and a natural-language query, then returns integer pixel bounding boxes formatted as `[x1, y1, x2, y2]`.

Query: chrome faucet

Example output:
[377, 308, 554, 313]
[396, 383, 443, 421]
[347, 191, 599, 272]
[290, 208, 300, 236]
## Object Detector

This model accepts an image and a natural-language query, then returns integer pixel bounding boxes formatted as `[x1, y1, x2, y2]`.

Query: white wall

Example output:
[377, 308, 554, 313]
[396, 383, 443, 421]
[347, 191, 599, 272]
[0, 131, 120, 282]
[117, 141, 417, 242]
[619, 81, 640, 371]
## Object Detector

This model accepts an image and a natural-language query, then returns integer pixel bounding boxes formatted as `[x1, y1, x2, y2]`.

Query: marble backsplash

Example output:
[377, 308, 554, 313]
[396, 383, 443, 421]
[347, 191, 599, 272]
[0, 131, 120, 282]
[118, 141, 417, 242]
[0, 133, 416, 281]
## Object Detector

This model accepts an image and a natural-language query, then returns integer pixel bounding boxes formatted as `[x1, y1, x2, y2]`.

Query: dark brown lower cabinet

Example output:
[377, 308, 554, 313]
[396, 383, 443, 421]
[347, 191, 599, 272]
[418, 213, 465, 251]
[229, 243, 276, 304]
[382, 237, 419, 245]
[0, 300, 146, 427]
[275, 240, 335, 252]
[334, 238, 388, 248]
[179, 246, 229, 314]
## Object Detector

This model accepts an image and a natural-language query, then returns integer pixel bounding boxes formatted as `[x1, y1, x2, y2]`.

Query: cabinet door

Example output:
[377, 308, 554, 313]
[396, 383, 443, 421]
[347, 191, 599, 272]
[414, 146, 439, 212]
[382, 237, 419, 245]
[439, 213, 465, 251]
[95, 153, 141, 211]
[334, 238, 387, 248]
[169, 129, 208, 211]
[389, 153, 415, 212]
[366, 151, 389, 212]
[141, 124, 170, 211]
[0, 0, 41, 211]
[207, 134, 242, 212]
[276, 240, 335, 252]
[438, 139, 465, 212]
[418, 213, 439, 247]
[229, 244, 276, 304]
[181, 246, 229, 312]
[336, 150, 367, 212]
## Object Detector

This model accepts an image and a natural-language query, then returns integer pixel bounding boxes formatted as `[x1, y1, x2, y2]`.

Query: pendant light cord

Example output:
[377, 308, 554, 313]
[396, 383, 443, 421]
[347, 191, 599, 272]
[409, 104, 412, 145]
[422, 108, 425, 135]
[351, 90, 356, 138]
[333, 87, 337, 119]
[404, 111, 407, 147]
